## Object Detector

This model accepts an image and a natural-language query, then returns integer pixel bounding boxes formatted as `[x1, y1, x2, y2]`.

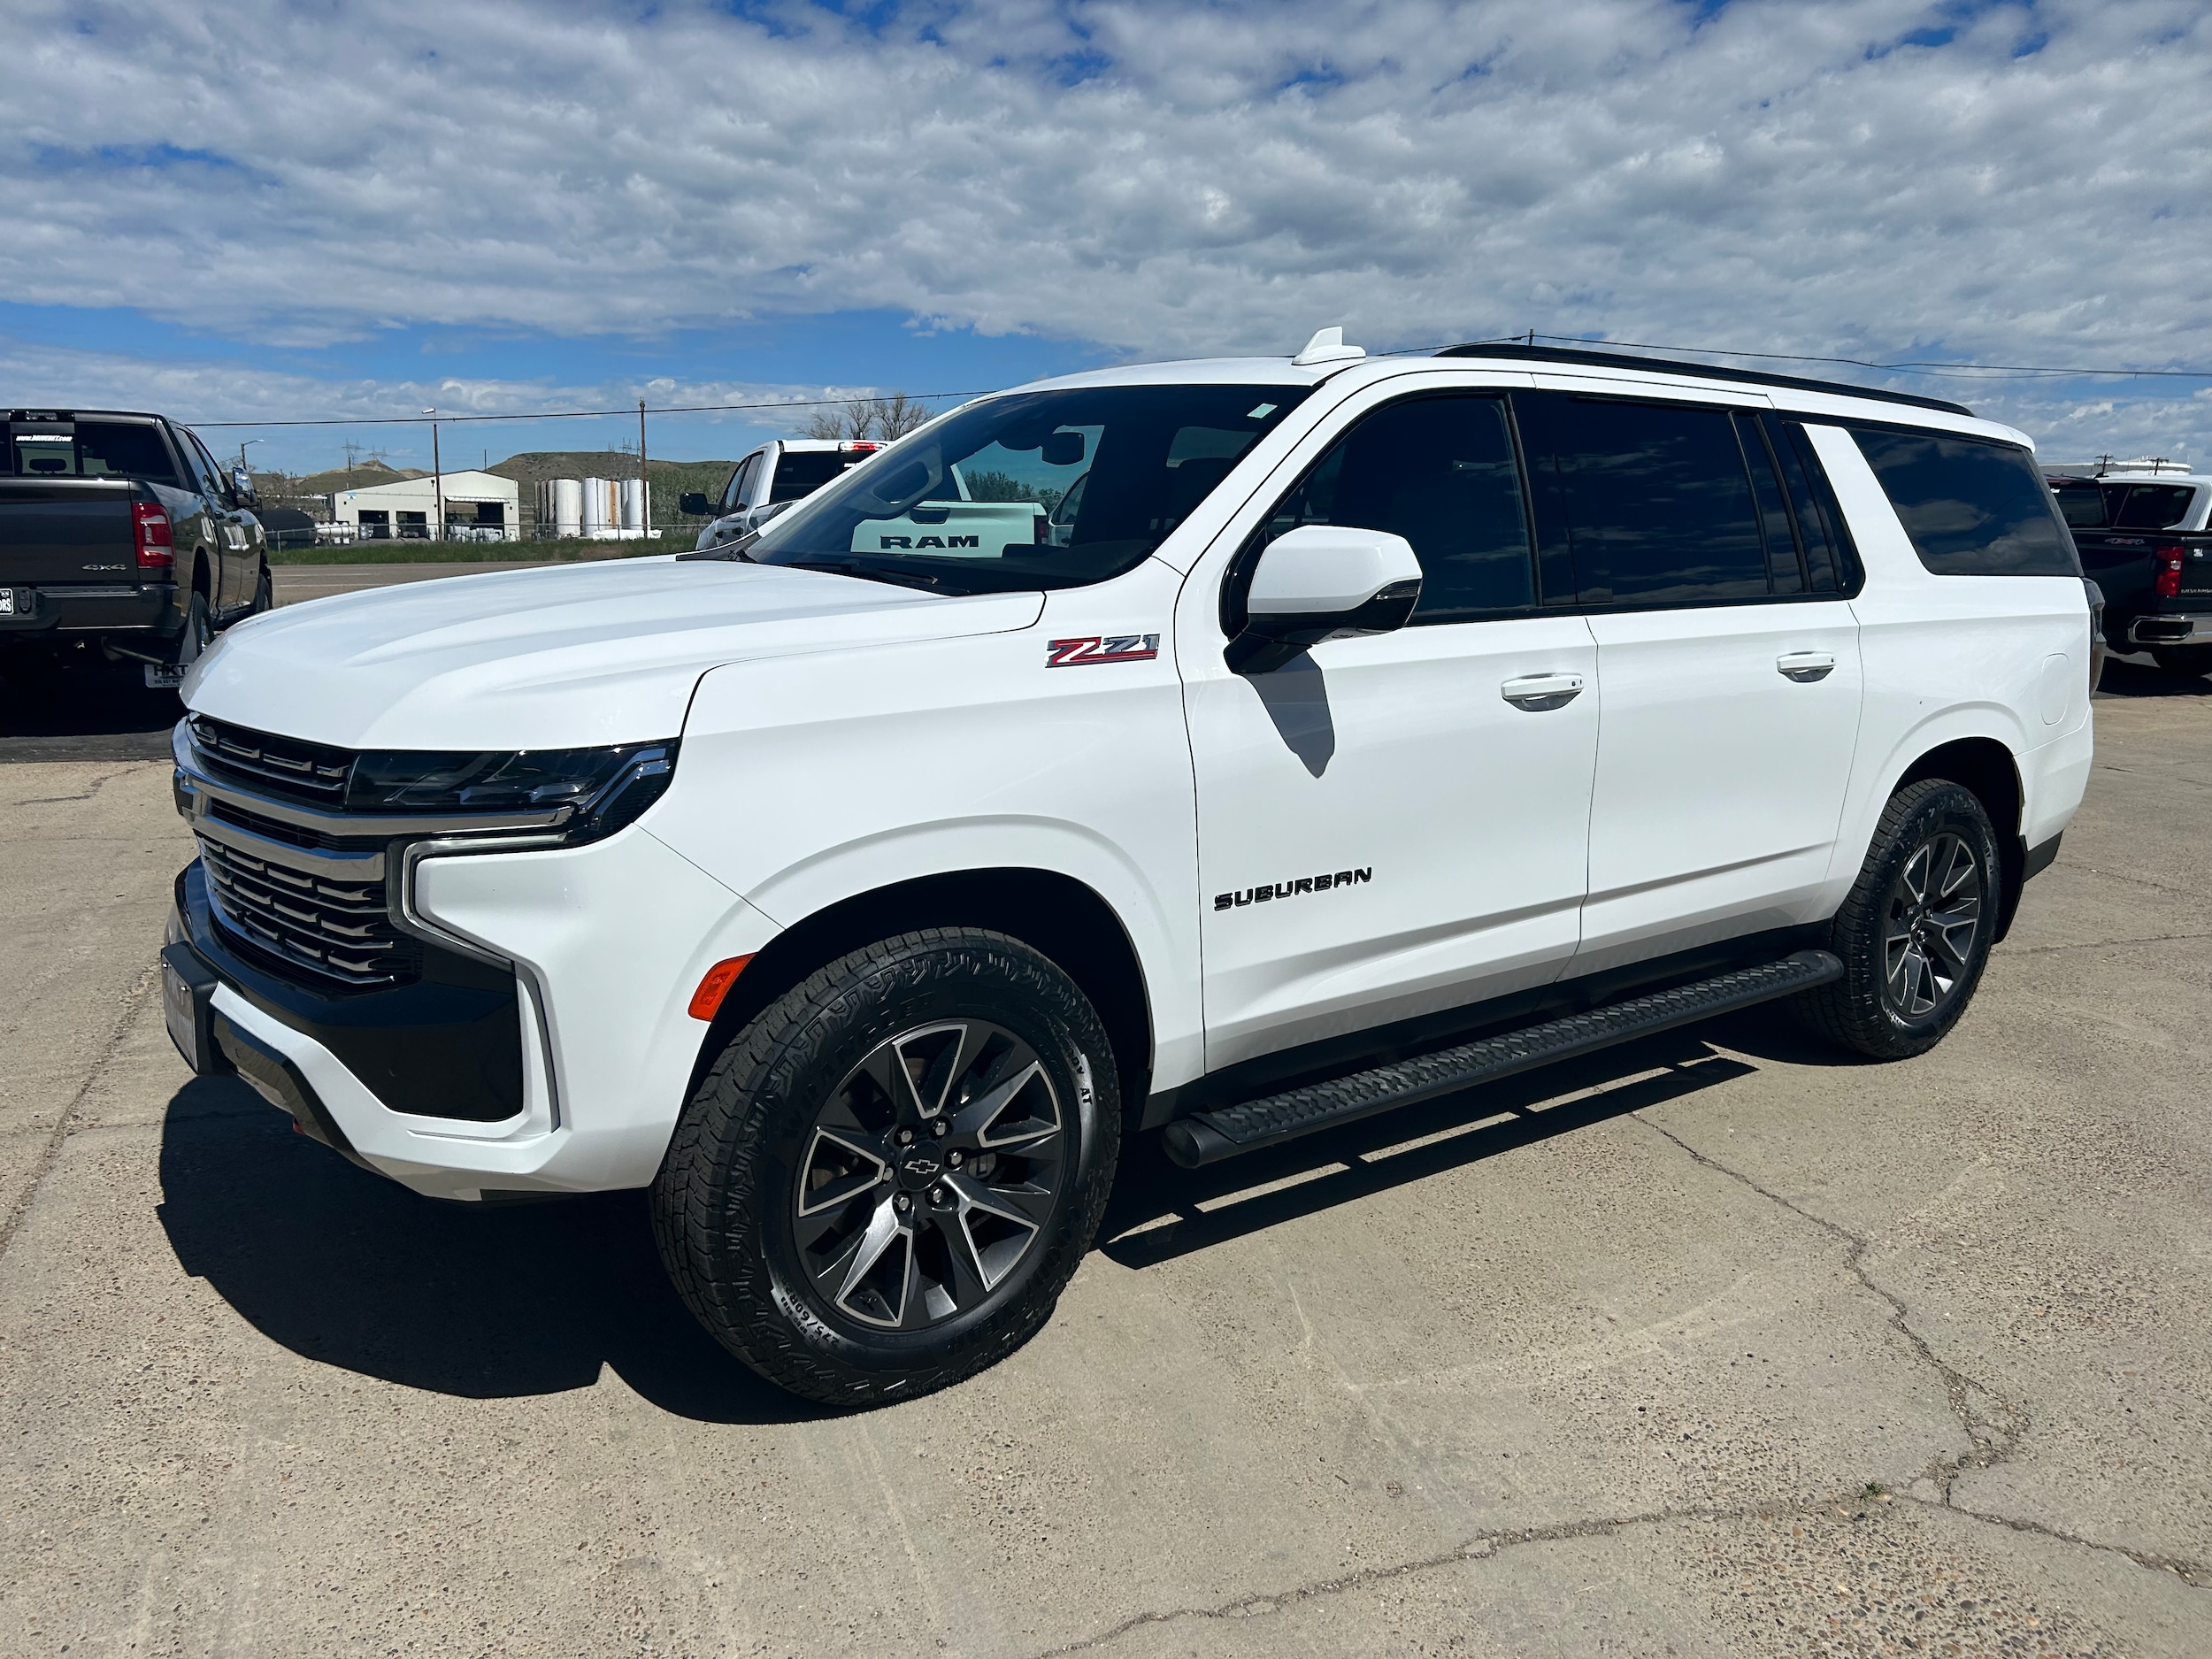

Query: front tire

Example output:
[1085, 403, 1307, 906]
[652, 928, 1119, 1405]
[1798, 780, 2000, 1060]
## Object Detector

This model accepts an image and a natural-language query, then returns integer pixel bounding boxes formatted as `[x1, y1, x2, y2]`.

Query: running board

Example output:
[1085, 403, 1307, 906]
[1162, 949, 1843, 1170]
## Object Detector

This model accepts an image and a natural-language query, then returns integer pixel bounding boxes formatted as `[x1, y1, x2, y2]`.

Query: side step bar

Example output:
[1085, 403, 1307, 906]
[1162, 949, 1843, 1170]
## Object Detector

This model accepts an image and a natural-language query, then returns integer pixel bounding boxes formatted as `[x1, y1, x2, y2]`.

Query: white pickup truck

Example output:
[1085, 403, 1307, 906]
[160, 334, 2094, 1403]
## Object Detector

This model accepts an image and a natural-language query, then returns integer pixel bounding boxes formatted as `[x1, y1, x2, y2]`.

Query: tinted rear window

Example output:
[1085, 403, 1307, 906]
[1517, 395, 1769, 605]
[2111, 483, 2197, 530]
[2050, 478, 2108, 529]
[1853, 428, 2079, 576]
[8, 420, 180, 486]
[769, 449, 852, 503]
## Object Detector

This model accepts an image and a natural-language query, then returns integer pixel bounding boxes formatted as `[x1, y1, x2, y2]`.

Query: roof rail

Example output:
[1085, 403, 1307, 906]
[1433, 343, 1975, 419]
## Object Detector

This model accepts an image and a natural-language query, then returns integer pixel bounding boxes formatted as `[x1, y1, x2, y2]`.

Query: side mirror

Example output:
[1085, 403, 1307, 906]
[679, 491, 711, 516]
[1040, 430, 1086, 466]
[230, 467, 259, 509]
[1227, 524, 1423, 675]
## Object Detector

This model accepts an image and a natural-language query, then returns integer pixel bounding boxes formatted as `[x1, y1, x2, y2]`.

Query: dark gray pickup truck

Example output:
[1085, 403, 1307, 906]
[2049, 466, 2212, 675]
[2, 408, 270, 687]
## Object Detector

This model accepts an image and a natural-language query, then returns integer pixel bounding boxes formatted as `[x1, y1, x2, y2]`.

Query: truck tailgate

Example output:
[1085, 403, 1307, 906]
[0, 480, 141, 584]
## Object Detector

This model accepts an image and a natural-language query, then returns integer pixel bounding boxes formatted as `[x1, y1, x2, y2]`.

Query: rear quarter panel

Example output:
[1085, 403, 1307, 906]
[1806, 424, 2093, 891]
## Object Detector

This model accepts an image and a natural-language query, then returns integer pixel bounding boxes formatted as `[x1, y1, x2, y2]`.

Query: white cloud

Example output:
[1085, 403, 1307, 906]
[4, 0, 2210, 452]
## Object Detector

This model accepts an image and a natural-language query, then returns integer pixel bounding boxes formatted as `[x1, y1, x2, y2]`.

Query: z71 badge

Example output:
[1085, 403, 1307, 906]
[1047, 634, 1160, 668]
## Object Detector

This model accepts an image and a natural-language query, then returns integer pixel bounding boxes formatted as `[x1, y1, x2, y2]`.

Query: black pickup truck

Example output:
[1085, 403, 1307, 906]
[2050, 468, 2212, 674]
[2, 408, 271, 688]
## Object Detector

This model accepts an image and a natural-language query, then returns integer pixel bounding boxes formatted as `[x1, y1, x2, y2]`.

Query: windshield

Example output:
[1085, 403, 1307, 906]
[742, 384, 1313, 592]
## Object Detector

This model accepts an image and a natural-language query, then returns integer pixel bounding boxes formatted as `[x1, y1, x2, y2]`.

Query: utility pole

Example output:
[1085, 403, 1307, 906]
[424, 409, 443, 542]
[637, 398, 650, 539]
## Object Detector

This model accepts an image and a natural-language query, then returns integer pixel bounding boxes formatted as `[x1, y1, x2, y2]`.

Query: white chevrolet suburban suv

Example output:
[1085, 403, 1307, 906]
[160, 336, 2096, 1404]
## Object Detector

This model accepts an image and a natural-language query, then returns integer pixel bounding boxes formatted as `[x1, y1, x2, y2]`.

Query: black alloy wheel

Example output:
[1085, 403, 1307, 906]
[794, 1019, 1068, 1331]
[653, 928, 1119, 1404]
[1878, 830, 1983, 1022]
[1796, 779, 2000, 1060]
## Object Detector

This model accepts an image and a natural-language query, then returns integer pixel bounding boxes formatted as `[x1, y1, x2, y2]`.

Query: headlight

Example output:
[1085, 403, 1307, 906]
[346, 741, 678, 842]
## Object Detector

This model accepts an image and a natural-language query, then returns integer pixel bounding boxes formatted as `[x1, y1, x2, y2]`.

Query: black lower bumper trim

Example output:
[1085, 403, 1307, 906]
[2024, 833, 2062, 883]
[211, 1010, 373, 1171]
[1164, 950, 1845, 1170]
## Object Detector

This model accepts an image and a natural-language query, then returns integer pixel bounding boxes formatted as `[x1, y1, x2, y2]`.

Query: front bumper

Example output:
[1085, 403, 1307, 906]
[165, 825, 778, 1202]
[2128, 613, 2212, 647]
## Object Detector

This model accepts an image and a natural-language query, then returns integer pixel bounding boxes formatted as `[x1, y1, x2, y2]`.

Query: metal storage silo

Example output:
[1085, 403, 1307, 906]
[580, 477, 610, 538]
[553, 478, 583, 539]
[619, 478, 647, 536]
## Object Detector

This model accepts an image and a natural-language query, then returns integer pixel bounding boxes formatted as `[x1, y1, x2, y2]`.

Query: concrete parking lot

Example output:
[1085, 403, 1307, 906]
[1, 572, 2208, 1655]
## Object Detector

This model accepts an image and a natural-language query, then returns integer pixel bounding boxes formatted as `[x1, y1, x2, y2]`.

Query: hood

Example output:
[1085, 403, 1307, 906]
[184, 557, 1043, 750]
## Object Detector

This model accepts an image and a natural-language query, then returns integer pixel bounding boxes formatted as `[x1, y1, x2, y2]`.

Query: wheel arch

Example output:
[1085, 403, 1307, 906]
[688, 867, 1156, 1124]
[1893, 735, 2028, 941]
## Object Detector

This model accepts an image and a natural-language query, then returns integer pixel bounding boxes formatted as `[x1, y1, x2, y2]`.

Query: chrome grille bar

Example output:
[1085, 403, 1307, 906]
[197, 835, 419, 988]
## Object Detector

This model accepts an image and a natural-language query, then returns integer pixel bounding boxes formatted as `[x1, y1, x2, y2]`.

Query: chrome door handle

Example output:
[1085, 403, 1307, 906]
[1501, 672, 1586, 710]
[1777, 651, 1836, 682]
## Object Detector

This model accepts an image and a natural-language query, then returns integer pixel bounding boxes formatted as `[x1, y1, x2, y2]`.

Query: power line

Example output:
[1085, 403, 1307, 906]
[182, 337, 2212, 433]
[1516, 333, 2212, 380]
[190, 388, 992, 430]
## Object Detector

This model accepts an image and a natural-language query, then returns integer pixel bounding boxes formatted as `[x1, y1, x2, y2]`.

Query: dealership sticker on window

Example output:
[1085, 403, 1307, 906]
[1047, 634, 1160, 667]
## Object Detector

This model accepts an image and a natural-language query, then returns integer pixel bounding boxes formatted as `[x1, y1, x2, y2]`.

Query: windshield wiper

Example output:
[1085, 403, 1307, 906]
[785, 558, 944, 593]
[674, 529, 759, 564]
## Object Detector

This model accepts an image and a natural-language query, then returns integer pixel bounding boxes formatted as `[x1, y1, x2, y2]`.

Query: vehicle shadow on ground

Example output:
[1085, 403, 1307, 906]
[157, 1026, 1775, 1419]
[155, 1080, 821, 1425]
[1097, 1029, 1759, 1269]
[0, 656, 179, 760]
[2095, 654, 2212, 700]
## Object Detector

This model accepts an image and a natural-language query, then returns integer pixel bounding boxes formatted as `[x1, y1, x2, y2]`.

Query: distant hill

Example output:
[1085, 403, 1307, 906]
[287, 457, 426, 495]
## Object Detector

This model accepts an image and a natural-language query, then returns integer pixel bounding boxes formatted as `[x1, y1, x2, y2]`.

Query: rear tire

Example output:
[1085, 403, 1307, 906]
[250, 564, 273, 617]
[651, 928, 1119, 1405]
[1797, 780, 2000, 1060]
[2151, 645, 2212, 677]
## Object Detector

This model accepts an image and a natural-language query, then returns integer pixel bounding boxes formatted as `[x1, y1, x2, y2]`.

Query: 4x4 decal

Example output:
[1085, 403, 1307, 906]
[1047, 634, 1160, 668]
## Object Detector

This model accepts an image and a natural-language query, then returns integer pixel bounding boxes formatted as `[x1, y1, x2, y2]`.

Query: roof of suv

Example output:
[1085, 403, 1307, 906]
[1007, 346, 1993, 427]
[1433, 343, 1975, 418]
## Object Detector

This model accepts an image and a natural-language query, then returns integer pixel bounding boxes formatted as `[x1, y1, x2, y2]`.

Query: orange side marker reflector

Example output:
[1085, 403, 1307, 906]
[687, 955, 754, 1021]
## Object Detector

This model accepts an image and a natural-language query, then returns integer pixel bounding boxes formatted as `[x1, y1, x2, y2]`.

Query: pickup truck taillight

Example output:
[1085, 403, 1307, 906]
[133, 502, 174, 570]
[2153, 544, 2186, 599]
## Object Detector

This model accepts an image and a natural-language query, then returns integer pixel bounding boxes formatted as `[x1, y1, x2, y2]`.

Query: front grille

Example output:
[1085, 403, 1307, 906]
[189, 715, 354, 806]
[198, 836, 421, 989]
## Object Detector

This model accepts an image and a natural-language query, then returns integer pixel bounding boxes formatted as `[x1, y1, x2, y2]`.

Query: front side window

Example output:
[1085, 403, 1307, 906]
[723, 454, 761, 512]
[1852, 428, 2080, 577]
[1240, 394, 1535, 624]
[1517, 394, 1769, 605]
[743, 384, 1312, 594]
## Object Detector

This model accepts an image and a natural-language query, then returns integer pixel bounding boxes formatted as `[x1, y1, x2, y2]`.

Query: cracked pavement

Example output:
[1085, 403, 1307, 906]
[2, 682, 2209, 1656]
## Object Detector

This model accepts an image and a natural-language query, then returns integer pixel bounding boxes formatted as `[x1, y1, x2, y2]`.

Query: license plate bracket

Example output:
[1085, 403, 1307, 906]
[160, 941, 231, 1077]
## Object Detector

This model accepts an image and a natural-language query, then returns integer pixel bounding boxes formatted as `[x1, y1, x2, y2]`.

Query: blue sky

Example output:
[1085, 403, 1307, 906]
[4, 0, 2208, 473]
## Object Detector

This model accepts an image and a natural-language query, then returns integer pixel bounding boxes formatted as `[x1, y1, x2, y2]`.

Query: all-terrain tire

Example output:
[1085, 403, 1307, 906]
[1795, 780, 2001, 1061]
[651, 928, 1119, 1406]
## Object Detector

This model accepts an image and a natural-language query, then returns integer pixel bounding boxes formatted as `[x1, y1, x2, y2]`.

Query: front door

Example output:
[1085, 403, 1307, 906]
[1514, 390, 1864, 972]
[1183, 390, 1600, 1071]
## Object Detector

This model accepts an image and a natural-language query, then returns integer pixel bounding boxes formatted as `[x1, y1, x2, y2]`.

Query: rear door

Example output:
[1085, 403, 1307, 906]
[1515, 389, 1864, 972]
